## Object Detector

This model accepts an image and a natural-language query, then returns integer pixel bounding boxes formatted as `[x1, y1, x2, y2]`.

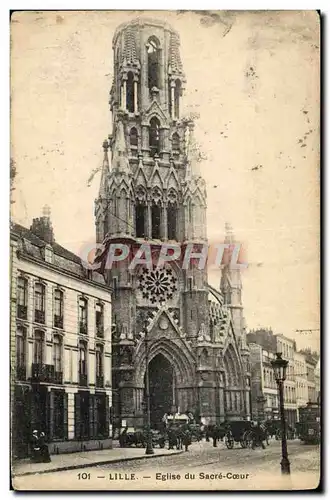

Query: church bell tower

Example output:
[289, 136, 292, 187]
[95, 17, 250, 429]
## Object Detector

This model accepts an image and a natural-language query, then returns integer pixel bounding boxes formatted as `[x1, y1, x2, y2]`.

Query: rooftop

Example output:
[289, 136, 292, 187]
[11, 221, 107, 287]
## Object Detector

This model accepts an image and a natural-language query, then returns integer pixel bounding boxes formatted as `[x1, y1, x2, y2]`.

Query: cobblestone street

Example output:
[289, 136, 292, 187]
[13, 439, 320, 491]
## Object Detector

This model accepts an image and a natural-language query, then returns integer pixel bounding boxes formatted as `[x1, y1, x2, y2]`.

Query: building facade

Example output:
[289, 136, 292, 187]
[294, 351, 308, 420]
[11, 215, 112, 458]
[275, 334, 297, 426]
[94, 17, 251, 429]
[247, 343, 278, 421]
[247, 329, 320, 427]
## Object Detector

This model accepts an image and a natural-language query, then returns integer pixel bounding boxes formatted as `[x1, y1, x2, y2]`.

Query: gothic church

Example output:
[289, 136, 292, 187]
[94, 17, 251, 429]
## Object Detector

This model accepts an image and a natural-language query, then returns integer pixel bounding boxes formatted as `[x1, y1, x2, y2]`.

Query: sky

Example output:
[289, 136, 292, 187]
[10, 10, 320, 352]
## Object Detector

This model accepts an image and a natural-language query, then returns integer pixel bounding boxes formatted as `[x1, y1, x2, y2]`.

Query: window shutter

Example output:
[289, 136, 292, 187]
[48, 390, 54, 441]
[89, 395, 95, 439]
[105, 395, 110, 437]
[63, 392, 68, 440]
[94, 396, 98, 439]
[74, 393, 81, 439]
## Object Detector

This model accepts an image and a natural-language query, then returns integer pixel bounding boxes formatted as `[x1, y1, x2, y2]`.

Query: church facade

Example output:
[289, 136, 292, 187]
[94, 17, 251, 429]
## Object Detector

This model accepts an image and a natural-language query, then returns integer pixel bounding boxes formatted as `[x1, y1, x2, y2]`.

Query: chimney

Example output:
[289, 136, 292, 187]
[30, 205, 55, 244]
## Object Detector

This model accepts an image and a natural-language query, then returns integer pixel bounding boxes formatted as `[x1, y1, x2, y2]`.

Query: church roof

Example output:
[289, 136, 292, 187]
[123, 24, 138, 64]
[169, 32, 183, 74]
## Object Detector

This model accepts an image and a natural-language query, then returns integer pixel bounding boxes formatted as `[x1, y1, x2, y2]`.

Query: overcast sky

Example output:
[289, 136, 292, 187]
[11, 10, 320, 351]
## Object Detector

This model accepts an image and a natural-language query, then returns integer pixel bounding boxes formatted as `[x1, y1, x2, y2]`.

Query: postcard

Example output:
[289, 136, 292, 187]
[10, 10, 320, 491]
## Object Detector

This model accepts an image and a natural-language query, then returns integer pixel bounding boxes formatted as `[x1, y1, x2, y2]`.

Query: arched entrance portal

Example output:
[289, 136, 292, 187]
[145, 354, 174, 429]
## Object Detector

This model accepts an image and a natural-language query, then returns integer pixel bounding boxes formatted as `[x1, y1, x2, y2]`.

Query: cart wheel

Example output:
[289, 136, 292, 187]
[240, 432, 247, 448]
[225, 432, 234, 449]
[244, 431, 253, 448]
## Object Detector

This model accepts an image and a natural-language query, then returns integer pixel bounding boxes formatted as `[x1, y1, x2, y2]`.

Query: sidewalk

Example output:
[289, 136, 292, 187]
[12, 446, 183, 477]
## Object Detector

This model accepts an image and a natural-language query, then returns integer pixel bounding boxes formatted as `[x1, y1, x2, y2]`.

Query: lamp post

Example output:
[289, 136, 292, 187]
[144, 319, 154, 455]
[271, 353, 290, 475]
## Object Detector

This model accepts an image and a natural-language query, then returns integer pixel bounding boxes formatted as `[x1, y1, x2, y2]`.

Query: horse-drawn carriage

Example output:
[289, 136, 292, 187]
[224, 420, 269, 449]
[224, 420, 254, 449]
[119, 427, 165, 448]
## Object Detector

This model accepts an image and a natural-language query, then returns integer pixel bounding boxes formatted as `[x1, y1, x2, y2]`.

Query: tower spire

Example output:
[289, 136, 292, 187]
[113, 120, 130, 173]
[224, 221, 234, 245]
[98, 139, 110, 198]
[186, 122, 200, 180]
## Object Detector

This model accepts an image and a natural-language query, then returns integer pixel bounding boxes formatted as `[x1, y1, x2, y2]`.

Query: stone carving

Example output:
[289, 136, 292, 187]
[197, 322, 211, 342]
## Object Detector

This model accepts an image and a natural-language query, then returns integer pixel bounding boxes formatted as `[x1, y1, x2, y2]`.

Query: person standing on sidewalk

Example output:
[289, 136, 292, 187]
[182, 428, 192, 452]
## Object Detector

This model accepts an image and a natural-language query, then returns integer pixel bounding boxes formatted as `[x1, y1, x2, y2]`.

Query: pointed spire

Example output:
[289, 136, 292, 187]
[113, 120, 130, 173]
[224, 222, 235, 244]
[98, 139, 110, 198]
[186, 122, 200, 179]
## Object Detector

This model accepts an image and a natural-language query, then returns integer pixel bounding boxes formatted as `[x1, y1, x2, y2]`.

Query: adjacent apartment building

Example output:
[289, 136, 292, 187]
[247, 329, 319, 426]
[10, 212, 112, 458]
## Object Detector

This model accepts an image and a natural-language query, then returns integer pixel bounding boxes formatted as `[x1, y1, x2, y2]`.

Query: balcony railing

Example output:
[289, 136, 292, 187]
[34, 310, 45, 324]
[31, 363, 63, 384]
[79, 322, 88, 334]
[79, 373, 88, 386]
[54, 315, 63, 329]
[17, 304, 27, 320]
[16, 365, 26, 381]
[96, 375, 104, 388]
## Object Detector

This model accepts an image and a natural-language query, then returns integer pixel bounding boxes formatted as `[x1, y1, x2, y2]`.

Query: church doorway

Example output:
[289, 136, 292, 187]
[145, 354, 174, 429]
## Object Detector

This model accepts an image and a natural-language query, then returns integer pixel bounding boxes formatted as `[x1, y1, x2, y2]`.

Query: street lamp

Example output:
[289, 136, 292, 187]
[271, 353, 290, 475]
[144, 319, 154, 455]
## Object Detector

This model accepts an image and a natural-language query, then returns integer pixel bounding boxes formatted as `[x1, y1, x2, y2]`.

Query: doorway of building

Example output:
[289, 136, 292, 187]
[146, 354, 174, 429]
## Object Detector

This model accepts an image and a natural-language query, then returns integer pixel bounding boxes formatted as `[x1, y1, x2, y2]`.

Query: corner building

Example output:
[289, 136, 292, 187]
[95, 18, 251, 429]
[11, 217, 112, 458]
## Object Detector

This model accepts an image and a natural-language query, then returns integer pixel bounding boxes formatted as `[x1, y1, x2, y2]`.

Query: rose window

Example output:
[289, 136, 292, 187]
[137, 267, 178, 304]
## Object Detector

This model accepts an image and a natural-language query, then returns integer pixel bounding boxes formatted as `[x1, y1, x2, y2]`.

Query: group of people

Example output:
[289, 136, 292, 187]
[167, 424, 192, 452]
[30, 429, 51, 463]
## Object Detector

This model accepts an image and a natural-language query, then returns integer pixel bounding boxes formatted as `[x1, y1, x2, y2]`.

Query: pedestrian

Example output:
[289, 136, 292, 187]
[39, 431, 51, 462]
[182, 429, 191, 452]
[30, 429, 40, 463]
[168, 426, 176, 450]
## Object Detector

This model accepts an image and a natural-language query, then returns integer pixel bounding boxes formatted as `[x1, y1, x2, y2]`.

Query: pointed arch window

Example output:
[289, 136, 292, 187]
[151, 203, 161, 239]
[172, 132, 180, 154]
[149, 117, 160, 156]
[129, 127, 138, 156]
[167, 202, 177, 240]
[126, 72, 135, 113]
[135, 199, 146, 238]
[146, 37, 160, 90]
